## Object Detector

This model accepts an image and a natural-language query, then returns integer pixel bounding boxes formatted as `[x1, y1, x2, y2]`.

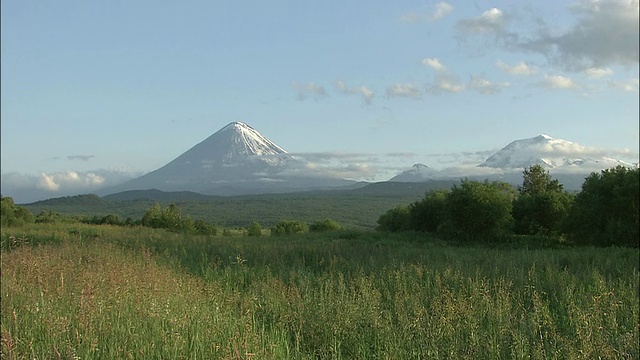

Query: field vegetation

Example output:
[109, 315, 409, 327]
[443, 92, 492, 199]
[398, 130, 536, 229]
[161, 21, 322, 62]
[1, 166, 638, 358]
[2, 223, 638, 359]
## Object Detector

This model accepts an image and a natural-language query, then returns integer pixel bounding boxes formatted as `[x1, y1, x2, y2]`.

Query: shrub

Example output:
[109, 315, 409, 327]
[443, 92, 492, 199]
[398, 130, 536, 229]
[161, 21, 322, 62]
[376, 206, 410, 232]
[270, 220, 308, 236]
[309, 218, 342, 232]
[194, 219, 218, 236]
[247, 221, 262, 236]
[1, 196, 34, 227]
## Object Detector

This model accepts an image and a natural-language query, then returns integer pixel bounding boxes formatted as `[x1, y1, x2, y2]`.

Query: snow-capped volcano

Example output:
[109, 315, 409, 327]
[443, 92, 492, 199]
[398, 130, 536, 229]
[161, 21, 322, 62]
[99, 121, 354, 196]
[215, 121, 288, 161]
[169, 121, 292, 168]
[478, 134, 631, 170]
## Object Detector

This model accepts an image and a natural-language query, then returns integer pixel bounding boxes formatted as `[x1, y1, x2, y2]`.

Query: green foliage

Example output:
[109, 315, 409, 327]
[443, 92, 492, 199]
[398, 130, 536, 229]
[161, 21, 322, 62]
[1, 224, 638, 359]
[1, 196, 34, 227]
[35, 210, 65, 224]
[81, 214, 125, 226]
[513, 166, 574, 236]
[309, 218, 342, 232]
[270, 220, 308, 236]
[24, 190, 431, 230]
[194, 219, 218, 236]
[513, 192, 573, 236]
[376, 205, 411, 232]
[443, 180, 515, 241]
[519, 164, 563, 195]
[563, 166, 639, 247]
[247, 221, 262, 236]
[140, 203, 216, 234]
[408, 189, 448, 232]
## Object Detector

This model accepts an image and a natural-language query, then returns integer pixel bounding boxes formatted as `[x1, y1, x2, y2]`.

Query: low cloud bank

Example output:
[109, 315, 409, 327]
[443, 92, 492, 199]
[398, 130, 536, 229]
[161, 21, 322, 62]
[1, 169, 139, 204]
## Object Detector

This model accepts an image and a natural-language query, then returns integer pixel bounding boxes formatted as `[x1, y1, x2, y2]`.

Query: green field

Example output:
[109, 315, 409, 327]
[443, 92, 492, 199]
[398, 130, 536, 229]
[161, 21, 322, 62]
[2, 223, 638, 359]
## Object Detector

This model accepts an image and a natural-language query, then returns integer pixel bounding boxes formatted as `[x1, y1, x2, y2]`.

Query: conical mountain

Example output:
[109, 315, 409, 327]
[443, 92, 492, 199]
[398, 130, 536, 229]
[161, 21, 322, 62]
[158, 121, 293, 173]
[100, 121, 355, 196]
[173, 121, 289, 165]
[389, 163, 439, 182]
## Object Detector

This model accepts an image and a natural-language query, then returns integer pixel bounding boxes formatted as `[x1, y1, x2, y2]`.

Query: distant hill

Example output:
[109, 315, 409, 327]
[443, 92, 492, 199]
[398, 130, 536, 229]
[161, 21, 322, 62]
[351, 180, 458, 196]
[102, 189, 215, 202]
[29, 194, 104, 206]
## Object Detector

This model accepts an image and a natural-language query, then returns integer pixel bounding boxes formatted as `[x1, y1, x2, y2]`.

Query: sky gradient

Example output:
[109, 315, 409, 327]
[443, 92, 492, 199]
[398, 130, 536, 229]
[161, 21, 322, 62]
[1, 1, 639, 202]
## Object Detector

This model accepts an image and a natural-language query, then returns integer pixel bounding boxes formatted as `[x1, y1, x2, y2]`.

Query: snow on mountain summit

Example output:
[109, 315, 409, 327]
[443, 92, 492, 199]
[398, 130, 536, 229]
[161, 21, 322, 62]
[217, 121, 288, 159]
[479, 134, 630, 169]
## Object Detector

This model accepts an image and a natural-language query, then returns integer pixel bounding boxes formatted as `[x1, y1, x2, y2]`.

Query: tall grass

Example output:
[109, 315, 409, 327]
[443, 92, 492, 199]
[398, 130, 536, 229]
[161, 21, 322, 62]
[2, 224, 638, 359]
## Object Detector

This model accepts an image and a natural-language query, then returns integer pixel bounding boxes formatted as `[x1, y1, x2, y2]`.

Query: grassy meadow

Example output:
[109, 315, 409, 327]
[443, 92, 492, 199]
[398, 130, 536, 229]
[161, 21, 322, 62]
[1, 223, 638, 359]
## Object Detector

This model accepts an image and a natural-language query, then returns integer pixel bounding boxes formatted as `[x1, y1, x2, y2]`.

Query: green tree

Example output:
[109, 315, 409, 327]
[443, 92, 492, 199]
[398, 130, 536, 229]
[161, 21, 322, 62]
[141, 203, 196, 233]
[513, 165, 573, 236]
[519, 164, 563, 195]
[563, 166, 639, 247]
[1, 196, 34, 227]
[141, 203, 163, 228]
[35, 210, 61, 224]
[443, 180, 515, 241]
[408, 189, 448, 232]
[376, 205, 411, 232]
[247, 221, 262, 236]
[161, 204, 183, 230]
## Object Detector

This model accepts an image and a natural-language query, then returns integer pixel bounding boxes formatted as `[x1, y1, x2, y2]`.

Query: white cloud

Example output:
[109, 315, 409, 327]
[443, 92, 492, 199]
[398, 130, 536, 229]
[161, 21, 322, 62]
[608, 78, 639, 92]
[457, 7, 509, 36]
[401, 2, 454, 23]
[1, 169, 137, 203]
[435, 79, 465, 93]
[292, 82, 327, 101]
[585, 67, 613, 78]
[386, 83, 422, 99]
[335, 80, 375, 104]
[37, 173, 61, 191]
[540, 74, 579, 89]
[468, 76, 510, 94]
[522, 0, 639, 70]
[496, 61, 536, 75]
[429, 2, 454, 21]
[422, 58, 447, 72]
[428, 75, 466, 94]
[283, 152, 382, 181]
[35, 171, 105, 191]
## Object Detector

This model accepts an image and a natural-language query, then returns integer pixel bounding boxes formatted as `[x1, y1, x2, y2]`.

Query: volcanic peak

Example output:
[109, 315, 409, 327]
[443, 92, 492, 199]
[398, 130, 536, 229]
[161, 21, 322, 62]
[217, 121, 288, 159]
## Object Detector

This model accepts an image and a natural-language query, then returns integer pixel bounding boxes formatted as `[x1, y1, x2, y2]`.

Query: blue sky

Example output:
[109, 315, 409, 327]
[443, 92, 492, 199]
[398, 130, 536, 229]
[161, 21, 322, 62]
[1, 1, 638, 201]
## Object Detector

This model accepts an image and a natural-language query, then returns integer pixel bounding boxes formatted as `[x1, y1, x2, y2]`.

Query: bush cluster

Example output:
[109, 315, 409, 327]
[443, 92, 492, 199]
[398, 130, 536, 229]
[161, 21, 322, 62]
[141, 203, 218, 235]
[1, 196, 34, 227]
[378, 165, 639, 247]
[270, 220, 308, 235]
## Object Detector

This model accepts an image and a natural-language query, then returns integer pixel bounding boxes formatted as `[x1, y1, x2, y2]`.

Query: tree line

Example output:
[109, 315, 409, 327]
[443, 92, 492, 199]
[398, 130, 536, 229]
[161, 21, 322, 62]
[1, 196, 343, 237]
[377, 165, 638, 247]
